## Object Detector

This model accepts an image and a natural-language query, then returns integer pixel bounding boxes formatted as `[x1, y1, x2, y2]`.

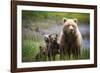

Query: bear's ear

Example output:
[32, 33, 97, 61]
[55, 34, 58, 37]
[63, 17, 67, 23]
[73, 18, 78, 23]
[49, 34, 52, 38]
[39, 46, 42, 51]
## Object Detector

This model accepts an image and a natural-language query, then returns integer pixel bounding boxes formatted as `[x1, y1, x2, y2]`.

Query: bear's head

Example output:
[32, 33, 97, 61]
[62, 17, 78, 36]
[49, 34, 58, 44]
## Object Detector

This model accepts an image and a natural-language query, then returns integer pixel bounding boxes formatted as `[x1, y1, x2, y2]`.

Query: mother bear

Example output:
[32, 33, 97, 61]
[58, 18, 83, 59]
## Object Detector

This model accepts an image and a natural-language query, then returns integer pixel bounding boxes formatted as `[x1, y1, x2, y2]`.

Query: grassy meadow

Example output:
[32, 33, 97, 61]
[22, 10, 90, 62]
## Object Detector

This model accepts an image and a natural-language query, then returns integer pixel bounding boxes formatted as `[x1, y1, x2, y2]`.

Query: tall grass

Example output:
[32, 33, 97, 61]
[22, 39, 45, 62]
[22, 39, 90, 62]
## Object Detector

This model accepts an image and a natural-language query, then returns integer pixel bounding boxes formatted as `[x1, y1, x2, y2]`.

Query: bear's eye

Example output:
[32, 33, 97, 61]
[72, 25, 75, 28]
[67, 24, 70, 27]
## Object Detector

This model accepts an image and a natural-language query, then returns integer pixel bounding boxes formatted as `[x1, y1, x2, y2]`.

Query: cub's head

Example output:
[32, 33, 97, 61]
[49, 34, 58, 44]
[62, 17, 78, 36]
[44, 34, 50, 44]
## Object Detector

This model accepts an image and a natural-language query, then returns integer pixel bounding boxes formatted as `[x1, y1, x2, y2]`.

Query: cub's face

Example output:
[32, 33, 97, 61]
[63, 18, 78, 35]
[49, 34, 58, 44]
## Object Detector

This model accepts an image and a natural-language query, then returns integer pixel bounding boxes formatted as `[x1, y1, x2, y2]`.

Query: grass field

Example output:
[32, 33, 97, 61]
[22, 30, 90, 62]
[22, 39, 90, 62]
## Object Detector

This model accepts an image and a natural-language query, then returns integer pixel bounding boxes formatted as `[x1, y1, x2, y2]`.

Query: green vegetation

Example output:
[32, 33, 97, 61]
[22, 41, 90, 62]
[22, 39, 45, 62]
[22, 10, 90, 62]
[22, 10, 90, 24]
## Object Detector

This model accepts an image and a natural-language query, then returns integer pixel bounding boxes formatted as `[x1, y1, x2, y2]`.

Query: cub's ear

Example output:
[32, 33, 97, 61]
[73, 18, 78, 23]
[49, 34, 52, 38]
[55, 34, 58, 37]
[39, 46, 42, 51]
[63, 17, 67, 23]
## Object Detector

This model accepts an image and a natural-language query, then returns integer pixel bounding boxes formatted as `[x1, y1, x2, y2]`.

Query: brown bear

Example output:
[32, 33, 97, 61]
[35, 46, 48, 61]
[58, 18, 83, 59]
[44, 34, 59, 61]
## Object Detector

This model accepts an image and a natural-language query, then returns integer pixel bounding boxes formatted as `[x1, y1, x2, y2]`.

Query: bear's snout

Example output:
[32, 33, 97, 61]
[69, 25, 73, 31]
[68, 25, 75, 33]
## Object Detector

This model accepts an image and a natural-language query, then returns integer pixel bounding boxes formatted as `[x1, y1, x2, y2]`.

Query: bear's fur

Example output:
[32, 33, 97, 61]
[35, 46, 48, 61]
[44, 34, 59, 60]
[58, 18, 83, 59]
